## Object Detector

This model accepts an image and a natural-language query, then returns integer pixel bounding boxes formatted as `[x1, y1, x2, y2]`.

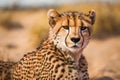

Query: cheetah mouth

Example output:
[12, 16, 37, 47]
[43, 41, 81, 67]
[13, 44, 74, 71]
[71, 45, 79, 48]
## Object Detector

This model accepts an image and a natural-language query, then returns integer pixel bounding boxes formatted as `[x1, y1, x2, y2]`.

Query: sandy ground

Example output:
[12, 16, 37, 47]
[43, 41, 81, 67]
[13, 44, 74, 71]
[84, 37, 120, 80]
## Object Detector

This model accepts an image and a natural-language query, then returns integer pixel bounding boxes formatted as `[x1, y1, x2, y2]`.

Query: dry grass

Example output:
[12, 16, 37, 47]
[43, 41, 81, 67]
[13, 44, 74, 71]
[0, 2, 120, 80]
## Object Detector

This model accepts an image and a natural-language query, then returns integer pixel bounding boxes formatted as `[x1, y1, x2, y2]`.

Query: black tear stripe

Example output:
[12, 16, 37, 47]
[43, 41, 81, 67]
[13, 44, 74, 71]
[80, 30, 84, 48]
[80, 21, 84, 47]
[65, 17, 70, 47]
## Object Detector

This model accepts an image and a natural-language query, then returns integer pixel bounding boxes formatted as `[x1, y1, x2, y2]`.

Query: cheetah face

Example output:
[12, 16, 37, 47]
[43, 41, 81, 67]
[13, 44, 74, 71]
[48, 9, 96, 53]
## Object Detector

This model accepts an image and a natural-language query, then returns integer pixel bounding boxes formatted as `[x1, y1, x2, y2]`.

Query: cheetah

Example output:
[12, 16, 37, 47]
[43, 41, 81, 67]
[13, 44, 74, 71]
[0, 60, 16, 80]
[12, 9, 96, 80]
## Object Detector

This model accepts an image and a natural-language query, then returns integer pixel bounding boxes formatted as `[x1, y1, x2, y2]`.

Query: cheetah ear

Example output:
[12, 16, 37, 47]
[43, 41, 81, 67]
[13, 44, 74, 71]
[88, 10, 96, 25]
[47, 9, 60, 27]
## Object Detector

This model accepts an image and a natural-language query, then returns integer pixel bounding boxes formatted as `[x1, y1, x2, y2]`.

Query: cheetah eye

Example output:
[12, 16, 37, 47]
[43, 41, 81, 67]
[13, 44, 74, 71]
[81, 26, 87, 31]
[62, 26, 69, 30]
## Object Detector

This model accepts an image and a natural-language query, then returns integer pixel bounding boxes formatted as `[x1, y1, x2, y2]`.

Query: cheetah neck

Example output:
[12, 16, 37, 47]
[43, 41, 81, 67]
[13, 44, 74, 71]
[41, 38, 83, 67]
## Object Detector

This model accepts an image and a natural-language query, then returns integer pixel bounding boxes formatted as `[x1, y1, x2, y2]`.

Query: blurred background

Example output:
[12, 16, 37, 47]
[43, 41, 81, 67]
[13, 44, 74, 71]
[0, 0, 120, 80]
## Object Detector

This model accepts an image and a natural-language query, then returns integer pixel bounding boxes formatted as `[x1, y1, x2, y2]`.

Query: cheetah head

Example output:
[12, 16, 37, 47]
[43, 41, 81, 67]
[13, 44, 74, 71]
[47, 9, 96, 54]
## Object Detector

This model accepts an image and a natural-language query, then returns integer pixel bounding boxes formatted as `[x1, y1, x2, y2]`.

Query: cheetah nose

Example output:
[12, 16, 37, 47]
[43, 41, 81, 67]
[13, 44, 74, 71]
[71, 37, 80, 43]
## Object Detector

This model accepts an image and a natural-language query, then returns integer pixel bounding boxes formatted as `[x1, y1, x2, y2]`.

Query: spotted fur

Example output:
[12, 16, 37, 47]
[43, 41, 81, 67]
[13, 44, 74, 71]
[12, 9, 96, 80]
[0, 61, 16, 80]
